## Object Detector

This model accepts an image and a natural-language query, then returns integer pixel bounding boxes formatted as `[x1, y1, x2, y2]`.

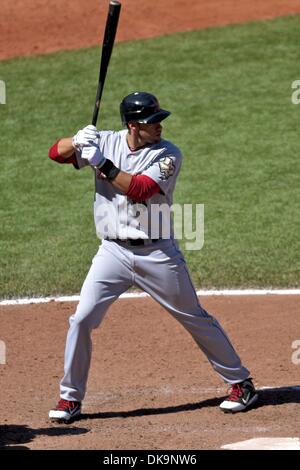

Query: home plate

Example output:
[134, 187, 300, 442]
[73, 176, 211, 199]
[221, 438, 300, 450]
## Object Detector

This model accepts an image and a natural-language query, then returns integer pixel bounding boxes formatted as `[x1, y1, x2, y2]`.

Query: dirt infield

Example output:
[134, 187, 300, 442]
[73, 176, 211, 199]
[0, 295, 299, 450]
[2, 0, 300, 60]
[1, 0, 300, 451]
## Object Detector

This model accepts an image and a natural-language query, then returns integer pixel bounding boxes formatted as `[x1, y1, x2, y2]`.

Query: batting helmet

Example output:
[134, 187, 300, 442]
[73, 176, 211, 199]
[120, 92, 171, 125]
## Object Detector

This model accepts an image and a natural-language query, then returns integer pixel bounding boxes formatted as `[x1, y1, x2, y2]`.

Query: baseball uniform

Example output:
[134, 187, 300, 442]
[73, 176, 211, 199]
[49, 92, 257, 420]
[59, 129, 250, 402]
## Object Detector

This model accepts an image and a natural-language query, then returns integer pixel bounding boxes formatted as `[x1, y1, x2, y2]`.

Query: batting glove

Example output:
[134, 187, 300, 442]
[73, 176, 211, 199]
[81, 144, 106, 168]
[72, 125, 100, 149]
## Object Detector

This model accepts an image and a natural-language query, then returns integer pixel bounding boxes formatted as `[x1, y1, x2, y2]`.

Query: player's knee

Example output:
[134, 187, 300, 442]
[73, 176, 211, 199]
[70, 314, 92, 329]
[70, 305, 104, 329]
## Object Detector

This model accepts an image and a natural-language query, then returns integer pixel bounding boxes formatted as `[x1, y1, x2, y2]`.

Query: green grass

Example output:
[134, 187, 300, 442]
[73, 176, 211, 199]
[0, 15, 300, 297]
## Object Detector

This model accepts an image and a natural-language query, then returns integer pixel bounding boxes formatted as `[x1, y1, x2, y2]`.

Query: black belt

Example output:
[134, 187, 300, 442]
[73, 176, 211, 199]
[106, 238, 160, 246]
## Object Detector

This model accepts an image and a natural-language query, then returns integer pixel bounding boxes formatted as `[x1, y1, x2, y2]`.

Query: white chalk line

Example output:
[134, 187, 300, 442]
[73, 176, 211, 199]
[258, 385, 300, 391]
[83, 384, 300, 411]
[1, 289, 300, 306]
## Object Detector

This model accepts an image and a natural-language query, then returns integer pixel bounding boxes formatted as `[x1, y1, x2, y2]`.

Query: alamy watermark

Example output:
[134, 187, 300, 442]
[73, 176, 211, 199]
[95, 201, 204, 251]
[291, 80, 300, 104]
[0, 340, 6, 365]
[291, 340, 300, 365]
[0, 80, 6, 104]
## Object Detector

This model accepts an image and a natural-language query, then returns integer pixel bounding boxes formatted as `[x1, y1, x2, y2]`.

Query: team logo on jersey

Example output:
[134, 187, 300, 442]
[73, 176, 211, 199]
[158, 156, 175, 180]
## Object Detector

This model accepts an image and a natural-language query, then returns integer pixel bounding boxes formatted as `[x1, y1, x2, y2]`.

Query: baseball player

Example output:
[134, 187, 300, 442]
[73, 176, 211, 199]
[48, 92, 258, 422]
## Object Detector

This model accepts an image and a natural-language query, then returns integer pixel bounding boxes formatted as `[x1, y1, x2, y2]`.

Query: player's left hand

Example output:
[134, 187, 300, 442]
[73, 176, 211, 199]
[72, 125, 100, 149]
[81, 144, 106, 168]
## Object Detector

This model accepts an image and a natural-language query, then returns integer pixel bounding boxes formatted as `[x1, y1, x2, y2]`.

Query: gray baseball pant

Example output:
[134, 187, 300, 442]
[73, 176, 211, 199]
[60, 239, 249, 401]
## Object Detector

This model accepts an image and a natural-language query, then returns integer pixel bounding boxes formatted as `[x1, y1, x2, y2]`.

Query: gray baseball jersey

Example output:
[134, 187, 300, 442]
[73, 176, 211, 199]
[76, 129, 182, 240]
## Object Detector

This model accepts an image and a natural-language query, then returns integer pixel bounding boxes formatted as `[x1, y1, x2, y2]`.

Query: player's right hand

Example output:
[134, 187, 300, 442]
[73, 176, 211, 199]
[72, 125, 100, 149]
[81, 144, 106, 168]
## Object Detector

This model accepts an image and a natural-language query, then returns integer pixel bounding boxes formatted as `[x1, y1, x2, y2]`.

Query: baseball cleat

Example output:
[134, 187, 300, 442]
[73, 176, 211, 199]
[49, 399, 81, 422]
[219, 378, 258, 413]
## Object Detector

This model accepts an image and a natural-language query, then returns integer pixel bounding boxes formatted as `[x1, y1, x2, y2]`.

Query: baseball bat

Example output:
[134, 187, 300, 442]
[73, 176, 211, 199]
[92, 1, 121, 126]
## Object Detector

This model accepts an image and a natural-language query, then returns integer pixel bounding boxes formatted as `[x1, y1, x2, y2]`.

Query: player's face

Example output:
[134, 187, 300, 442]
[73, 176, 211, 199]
[138, 122, 162, 145]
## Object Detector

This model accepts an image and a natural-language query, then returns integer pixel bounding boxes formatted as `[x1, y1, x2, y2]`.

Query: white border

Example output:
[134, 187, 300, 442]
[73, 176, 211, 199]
[1, 289, 300, 306]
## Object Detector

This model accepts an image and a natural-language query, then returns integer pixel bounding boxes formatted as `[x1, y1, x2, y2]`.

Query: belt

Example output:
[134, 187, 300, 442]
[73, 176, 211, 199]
[106, 238, 160, 247]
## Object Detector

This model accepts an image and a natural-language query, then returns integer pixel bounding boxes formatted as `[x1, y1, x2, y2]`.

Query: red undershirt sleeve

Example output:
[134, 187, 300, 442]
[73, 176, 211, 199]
[48, 140, 78, 168]
[126, 174, 161, 202]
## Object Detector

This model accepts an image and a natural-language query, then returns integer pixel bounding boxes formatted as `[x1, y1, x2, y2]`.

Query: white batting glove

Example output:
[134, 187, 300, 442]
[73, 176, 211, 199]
[81, 144, 106, 168]
[72, 125, 100, 149]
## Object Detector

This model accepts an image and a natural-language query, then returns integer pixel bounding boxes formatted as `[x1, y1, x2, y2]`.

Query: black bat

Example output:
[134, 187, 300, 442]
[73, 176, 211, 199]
[92, 1, 121, 126]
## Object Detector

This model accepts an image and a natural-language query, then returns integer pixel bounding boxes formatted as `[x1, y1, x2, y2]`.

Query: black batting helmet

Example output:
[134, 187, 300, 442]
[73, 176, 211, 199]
[120, 92, 171, 125]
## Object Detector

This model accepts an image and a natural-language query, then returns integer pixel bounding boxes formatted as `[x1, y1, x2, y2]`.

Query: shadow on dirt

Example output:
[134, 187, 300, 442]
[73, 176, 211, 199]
[0, 424, 89, 450]
[255, 385, 300, 408]
[82, 395, 223, 420]
[80, 385, 300, 421]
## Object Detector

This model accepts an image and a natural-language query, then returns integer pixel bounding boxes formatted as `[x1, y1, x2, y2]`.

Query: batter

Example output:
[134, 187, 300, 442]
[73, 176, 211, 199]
[48, 92, 258, 421]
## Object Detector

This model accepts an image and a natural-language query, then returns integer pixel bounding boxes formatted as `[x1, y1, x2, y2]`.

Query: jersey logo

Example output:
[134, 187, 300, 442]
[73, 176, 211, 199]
[158, 156, 175, 181]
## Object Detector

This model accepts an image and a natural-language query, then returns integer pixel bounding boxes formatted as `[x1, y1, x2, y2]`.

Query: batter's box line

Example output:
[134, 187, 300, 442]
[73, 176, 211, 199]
[258, 385, 300, 392]
[0, 340, 6, 364]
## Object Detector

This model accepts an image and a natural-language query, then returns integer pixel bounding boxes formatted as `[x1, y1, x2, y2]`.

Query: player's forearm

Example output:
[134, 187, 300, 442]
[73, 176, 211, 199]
[78, 145, 161, 200]
[49, 138, 77, 166]
[57, 137, 75, 159]
[111, 171, 133, 193]
[111, 173, 161, 202]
